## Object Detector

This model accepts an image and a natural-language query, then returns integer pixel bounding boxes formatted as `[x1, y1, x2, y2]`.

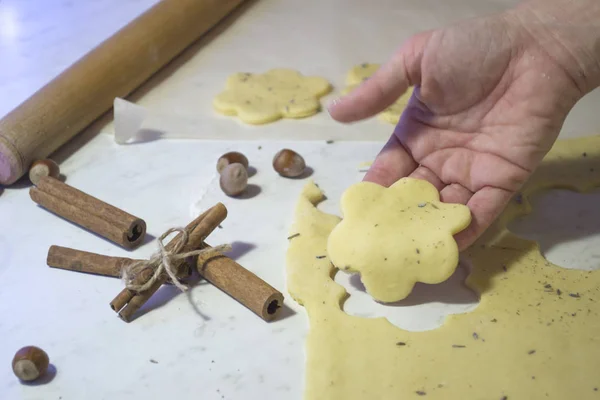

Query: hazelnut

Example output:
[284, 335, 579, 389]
[219, 163, 248, 196]
[29, 159, 60, 185]
[273, 149, 305, 178]
[216, 152, 249, 174]
[12, 346, 49, 382]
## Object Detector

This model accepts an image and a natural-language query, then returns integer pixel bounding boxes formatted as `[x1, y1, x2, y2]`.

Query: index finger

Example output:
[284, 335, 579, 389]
[329, 55, 410, 123]
[364, 134, 418, 187]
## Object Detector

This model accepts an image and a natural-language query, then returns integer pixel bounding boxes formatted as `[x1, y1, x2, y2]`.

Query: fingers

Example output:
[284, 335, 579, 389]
[363, 135, 418, 187]
[423, 148, 530, 194]
[328, 33, 429, 123]
[440, 183, 473, 204]
[328, 58, 409, 122]
[364, 139, 512, 251]
[408, 165, 445, 191]
[454, 186, 513, 251]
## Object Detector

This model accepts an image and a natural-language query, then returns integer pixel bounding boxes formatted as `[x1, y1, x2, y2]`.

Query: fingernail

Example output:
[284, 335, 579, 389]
[327, 98, 342, 111]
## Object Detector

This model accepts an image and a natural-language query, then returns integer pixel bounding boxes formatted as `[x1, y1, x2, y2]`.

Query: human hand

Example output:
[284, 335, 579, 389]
[329, 4, 598, 250]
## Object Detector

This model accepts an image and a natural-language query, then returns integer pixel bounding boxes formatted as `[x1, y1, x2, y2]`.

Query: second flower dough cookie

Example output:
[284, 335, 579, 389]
[327, 178, 471, 303]
[213, 68, 332, 124]
[344, 63, 413, 124]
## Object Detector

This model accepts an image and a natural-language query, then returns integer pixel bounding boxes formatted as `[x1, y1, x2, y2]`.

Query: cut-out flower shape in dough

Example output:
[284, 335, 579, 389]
[327, 177, 472, 303]
[344, 63, 413, 124]
[213, 68, 332, 124]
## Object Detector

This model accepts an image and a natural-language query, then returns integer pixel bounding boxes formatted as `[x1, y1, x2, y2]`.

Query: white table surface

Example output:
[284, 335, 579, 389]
[1, 1, 599, 399]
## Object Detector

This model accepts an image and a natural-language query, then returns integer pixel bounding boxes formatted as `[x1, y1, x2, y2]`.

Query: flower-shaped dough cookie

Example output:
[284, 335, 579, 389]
[327, 178, 471, 303]
[213, 68, 332, 124]
[343, 63, 413, 124]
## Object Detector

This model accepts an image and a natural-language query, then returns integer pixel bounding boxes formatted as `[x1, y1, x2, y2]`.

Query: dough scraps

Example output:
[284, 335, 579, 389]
[213, 68, 332, 124]
[286, 135, 600, 399]
[343, 63, 413, 124]
[327, 178, 471, 303]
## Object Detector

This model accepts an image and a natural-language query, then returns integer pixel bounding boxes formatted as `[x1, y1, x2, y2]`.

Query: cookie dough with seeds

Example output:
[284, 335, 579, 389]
[213, 68, 332, 124]
[327, 177, 471, 303]
[286, 135, 600, 400]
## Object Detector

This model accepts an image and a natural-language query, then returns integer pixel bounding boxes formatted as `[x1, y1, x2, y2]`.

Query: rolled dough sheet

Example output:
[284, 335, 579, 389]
[213, 68, 332, 124]
[327, 178, 471, 303]
[286, 134, 600, 399]
[343, 63, 414, 124]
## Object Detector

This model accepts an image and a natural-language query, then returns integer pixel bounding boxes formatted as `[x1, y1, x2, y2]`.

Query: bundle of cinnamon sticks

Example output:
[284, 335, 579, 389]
[33, 173, 284, 322]
[110, 202, 227, 321]
[47, 202, 283, 322]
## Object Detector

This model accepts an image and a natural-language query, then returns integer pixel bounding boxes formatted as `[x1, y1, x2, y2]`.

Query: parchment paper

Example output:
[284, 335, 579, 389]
[106, 0, 600, 142]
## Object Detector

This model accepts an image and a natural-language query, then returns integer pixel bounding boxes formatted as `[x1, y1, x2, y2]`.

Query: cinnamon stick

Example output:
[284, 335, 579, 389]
[47, 245, 186, 283]
[30, 176, 146, 249]
[47, 245, 140, 278]
[109, 206, 213, 312]
[196, 245, 284, 321]
[115, 202, 227, 322]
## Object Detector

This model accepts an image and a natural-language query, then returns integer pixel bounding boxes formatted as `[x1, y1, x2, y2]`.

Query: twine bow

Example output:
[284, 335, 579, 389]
[121, 227, 231, 293]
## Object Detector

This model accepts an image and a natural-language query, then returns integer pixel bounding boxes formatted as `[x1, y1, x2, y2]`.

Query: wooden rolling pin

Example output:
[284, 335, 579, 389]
[0, 0, 247, 185]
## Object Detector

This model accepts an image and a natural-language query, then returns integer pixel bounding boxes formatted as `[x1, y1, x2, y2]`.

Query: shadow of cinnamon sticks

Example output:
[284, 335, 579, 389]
[274, 303, 296, 321]
[226, 241, 257, 260]
[140, 232, 158, 248]
[134, 284, 191, 320]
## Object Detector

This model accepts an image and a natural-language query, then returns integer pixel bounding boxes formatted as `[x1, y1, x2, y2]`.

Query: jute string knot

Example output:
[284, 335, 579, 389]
[121, 227, 231, 293]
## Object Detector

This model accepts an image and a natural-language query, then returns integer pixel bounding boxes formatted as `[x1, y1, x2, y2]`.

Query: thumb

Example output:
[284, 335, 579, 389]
[328, 33, 429, 123]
